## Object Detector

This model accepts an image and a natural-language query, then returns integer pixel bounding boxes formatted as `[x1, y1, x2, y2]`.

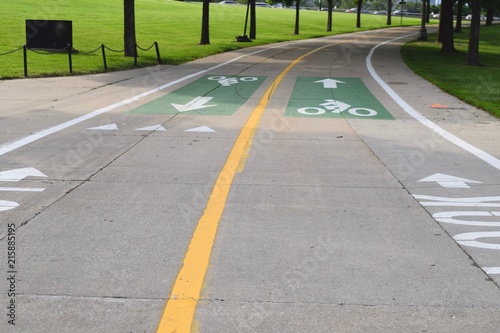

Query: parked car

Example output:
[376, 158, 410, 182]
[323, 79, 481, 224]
[346, 8, 370, 13]
[407, 10, 420, 16]
[219, 0, 239, 3]
[466, 14, 486, 20]
[392, 10, 407, 15]
[255, 2, 271, 7]
[373, 11, 387, 15]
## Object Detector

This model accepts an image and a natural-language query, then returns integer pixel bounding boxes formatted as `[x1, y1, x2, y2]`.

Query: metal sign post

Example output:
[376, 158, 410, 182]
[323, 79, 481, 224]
[399, 1, 406, 25]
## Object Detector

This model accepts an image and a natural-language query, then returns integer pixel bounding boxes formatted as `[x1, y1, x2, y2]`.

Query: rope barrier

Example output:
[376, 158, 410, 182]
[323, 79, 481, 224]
[78, 45, 102, 55]
[27, 46, 69, 55]
[0, 41, 161, 78]
[103, 45, 125, 53]
[136, 42, 156, 51]
[0, 46, 23, 56]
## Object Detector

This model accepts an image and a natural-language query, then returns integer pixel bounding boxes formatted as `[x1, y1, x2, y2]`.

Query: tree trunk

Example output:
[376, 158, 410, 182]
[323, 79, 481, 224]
[386, 0, 392, 25]
[485, 8, 493, 26]
[250, 0, 256, 39]
[417, 0, 428, 41]
[326, 0, 333, 32]
[438, 0, 456, 53]
[426, 0, 430, 23]
[467, 0, 481, 65]
[294, 0, 300, 35]
[200, 0, 210, 45]
[124, 0, 136, 57]
[356, 0, 362, 28]
[455, 0, 463, 33]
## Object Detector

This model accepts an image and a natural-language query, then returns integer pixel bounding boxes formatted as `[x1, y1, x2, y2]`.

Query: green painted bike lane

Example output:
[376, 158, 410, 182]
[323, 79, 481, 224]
[130, 75, 392, 120]
[130, 75, 266, 116]
[285, 77, 394, 120]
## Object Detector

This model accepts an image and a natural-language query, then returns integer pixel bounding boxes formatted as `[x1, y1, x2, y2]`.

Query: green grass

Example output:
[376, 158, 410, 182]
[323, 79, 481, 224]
[0, 0, 425, 79]
[401, 25, 500, 117]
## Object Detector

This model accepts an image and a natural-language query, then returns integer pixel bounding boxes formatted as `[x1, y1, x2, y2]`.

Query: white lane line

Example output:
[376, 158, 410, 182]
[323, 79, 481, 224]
[484, 267, 500, 274]
[0, 187, 45, 192]
[366, 33, 500, 171]
[0, 45, 285, 157]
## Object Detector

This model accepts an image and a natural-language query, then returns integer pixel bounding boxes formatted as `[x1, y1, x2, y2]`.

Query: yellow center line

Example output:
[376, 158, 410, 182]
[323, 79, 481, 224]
[156, 42, 335, 333]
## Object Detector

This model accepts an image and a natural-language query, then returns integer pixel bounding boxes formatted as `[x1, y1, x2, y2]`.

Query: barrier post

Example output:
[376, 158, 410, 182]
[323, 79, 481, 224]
[67, 44, 73, 73]
[101, 44, 108, 71]
[23, 45, 28, 77]
[155, 42, 162, 65]
[134, 44, 138, 66]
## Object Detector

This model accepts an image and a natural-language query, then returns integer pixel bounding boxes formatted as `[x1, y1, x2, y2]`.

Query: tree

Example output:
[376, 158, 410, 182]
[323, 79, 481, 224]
[426, 0, 433, 23]
[485, 7, 494, 26]
[387, 0, 392, 25]
[356, 0, 362, 28]
[326, 0, 333, 32]
[418, 0, 428, 41]
[483, 0, 500, 26]
[369, 0, 389, 10]
[342, 0, 358, 8]
[250, 0, 256, 39]
[438, 0, 457, 53]
[294, 0, 300, 34]
[455, 0, 464, 33]
[124, 0, 136, 57]
[200, 0, 210, 44]
[404, 1, 423, 11]
[467, 0, 481, 65]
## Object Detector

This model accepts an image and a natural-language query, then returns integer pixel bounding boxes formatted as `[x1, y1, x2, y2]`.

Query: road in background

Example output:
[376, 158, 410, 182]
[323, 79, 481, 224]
[1, 26, 499, 332]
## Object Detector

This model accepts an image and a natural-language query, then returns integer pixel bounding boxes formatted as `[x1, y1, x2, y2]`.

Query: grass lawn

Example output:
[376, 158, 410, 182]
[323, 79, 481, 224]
[0, 0, 425, 78]
[401, 25, 500, 117]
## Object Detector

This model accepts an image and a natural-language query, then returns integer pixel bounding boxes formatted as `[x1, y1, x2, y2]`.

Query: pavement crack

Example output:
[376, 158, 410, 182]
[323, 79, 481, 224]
[17, 293, 165, 302]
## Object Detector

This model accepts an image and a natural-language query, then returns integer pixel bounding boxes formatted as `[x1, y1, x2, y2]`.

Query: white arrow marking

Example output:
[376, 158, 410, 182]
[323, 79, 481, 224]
[134, 125, 167, 132]
[172, 97, 216, 112]
[320, 99, 351, 113]
[314, 78, 346, 89]
[184, 126, 216, 133]
[0, 200, 19, 212]
[0, 167, 47, 182]
[0, 187, 45, 192]
[87, 124, 118, 130]
[417, 173, 482, 189]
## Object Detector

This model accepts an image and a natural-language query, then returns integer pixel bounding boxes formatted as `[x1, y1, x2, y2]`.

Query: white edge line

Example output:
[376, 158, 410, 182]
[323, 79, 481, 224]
[0, 187, 45, 192]
[483, 267, 500, 274]
[366, 32, 500, 171]
[0, 44, 287, 157]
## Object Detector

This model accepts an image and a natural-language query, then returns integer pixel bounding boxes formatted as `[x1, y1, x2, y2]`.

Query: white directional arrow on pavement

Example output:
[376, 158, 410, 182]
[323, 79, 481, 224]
[184, 126, 216, 133]
[87, 124, 118, 131]
[314, 78, 346, 89]
[417, 173, 482, 189]
[172, 96, 216, 112]
[0, 167, 48, 182]
[134, 125, 167, 132]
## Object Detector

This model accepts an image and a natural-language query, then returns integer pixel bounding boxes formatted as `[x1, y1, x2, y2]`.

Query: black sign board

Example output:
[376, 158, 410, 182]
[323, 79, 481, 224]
[26, 20, 72, 50]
